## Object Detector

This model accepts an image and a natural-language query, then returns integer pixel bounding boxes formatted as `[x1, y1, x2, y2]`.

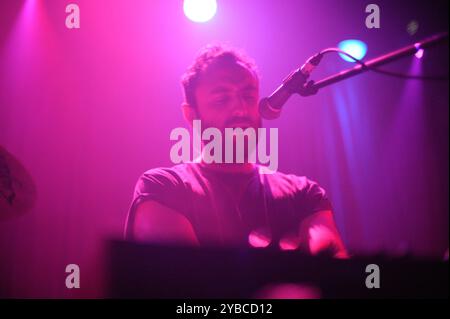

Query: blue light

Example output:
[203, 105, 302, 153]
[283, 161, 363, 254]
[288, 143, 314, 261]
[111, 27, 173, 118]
[338, 39, 368, 63]
[183, 0, 217, 23]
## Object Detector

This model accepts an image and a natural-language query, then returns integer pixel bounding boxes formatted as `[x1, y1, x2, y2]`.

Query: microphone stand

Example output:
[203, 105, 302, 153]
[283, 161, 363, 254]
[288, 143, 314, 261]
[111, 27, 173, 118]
[300, 32, 448, 95]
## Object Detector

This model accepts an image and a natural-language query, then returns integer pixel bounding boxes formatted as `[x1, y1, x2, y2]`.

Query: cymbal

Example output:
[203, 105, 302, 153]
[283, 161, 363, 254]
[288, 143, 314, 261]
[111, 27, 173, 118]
[0, 146, 36, 220]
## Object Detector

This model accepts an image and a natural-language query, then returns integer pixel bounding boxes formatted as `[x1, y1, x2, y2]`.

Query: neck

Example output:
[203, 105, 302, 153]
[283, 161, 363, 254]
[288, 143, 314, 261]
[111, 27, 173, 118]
[198, 160, 256, 174]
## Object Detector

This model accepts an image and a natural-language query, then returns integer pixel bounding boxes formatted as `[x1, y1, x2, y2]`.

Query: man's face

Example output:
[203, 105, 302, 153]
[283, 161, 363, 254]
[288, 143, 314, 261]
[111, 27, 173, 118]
[193, 61, 261, 133]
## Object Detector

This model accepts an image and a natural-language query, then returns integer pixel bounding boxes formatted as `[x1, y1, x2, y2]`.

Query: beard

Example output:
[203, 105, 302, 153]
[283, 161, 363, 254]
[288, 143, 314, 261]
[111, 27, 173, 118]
[198, 115, 263, 164]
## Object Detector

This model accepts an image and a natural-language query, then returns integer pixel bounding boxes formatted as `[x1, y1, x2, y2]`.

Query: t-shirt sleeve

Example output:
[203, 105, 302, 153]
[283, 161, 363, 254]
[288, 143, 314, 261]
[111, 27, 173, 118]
[124, 168, 188, 239]
[294, 176, 333, 218]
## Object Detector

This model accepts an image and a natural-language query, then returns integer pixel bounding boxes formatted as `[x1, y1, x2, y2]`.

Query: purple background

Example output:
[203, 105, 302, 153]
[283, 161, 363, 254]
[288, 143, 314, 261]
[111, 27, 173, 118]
[0, 0, 448, 297]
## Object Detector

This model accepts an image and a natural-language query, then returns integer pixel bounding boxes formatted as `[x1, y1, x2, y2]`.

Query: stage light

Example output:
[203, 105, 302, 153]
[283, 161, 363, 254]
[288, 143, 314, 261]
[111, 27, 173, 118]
[414, 49, 424, 59]
[248, 229, 271, 248]
[183, 0, 217, 23]
[338, 39, 368, 62]
[414, 43, 424, 59]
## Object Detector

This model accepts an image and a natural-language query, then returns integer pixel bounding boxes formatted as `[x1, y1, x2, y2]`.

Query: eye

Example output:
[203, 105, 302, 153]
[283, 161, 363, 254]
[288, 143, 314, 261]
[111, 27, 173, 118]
[212, 95, 230, 106]
[243, 94, 257, 103]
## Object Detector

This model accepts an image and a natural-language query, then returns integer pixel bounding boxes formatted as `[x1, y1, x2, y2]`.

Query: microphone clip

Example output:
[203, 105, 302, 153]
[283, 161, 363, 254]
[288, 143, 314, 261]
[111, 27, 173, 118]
[281, 68, 319, 97]
[282, 52, 323, 97]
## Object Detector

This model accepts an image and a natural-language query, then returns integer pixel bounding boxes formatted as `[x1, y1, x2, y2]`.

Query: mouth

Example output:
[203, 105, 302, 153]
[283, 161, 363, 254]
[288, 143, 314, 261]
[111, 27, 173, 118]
[226, 120, 253, 129]
[228, 122, 252, 129]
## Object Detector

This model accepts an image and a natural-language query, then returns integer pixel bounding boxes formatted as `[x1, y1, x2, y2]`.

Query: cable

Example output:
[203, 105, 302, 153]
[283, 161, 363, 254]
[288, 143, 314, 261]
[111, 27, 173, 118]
[318, 48, 449, 81]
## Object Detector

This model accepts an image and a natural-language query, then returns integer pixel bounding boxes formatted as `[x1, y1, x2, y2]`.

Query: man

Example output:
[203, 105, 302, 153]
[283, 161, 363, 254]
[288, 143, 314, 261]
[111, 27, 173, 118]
[124, 44, 347, 258]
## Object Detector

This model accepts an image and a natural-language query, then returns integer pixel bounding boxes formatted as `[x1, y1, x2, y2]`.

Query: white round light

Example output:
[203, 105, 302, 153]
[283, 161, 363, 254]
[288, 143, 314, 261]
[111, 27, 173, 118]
[183, 0, 217, 23]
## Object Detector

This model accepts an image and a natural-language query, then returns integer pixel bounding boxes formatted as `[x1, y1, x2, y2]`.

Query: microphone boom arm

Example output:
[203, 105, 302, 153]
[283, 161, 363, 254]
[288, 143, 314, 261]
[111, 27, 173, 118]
[309, 32, 449, 93]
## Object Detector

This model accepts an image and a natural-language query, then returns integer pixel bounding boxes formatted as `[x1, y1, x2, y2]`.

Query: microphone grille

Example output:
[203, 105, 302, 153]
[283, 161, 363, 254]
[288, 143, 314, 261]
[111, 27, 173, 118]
[259, 98, 281, 120]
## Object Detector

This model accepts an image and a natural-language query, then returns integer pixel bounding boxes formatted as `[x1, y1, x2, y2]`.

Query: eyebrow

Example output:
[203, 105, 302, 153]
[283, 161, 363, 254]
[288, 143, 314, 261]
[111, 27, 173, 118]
[241, 84, 258, 92]
[209, 84, 258, 95]
[210, 86, 232, 94]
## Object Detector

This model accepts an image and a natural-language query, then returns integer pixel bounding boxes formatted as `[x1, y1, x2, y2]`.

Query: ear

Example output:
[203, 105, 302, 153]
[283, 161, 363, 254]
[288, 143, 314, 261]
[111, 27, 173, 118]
[181, 102, 199, 127]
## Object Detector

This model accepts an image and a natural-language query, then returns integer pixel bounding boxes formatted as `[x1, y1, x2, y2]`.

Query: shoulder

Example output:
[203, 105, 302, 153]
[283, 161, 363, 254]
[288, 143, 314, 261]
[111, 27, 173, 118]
[140, 164, 189, 180]
[134, 163, 207, 196]
[136, 164, 193, 188]
[258, 166, 325, 198]
[258, 166, 332, 216]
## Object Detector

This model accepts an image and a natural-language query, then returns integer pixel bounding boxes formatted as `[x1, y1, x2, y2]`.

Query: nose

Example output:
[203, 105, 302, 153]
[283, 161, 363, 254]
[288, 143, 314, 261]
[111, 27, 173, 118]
[229, 95, 248, 117]
[231, 107, 247, 119]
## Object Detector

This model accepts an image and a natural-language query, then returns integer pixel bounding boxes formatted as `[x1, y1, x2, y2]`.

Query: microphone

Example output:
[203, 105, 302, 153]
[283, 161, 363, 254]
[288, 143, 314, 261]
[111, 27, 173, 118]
[259, 53, 323, 120]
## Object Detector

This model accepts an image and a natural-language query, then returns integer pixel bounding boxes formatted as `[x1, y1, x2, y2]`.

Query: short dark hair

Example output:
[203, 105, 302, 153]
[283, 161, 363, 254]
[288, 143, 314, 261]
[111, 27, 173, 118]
[181, 44, 259, 108]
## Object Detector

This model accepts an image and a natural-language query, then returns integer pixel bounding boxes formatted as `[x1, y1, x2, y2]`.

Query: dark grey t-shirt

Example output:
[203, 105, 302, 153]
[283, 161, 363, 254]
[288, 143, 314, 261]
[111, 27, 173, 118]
[124, 163, 332, 248]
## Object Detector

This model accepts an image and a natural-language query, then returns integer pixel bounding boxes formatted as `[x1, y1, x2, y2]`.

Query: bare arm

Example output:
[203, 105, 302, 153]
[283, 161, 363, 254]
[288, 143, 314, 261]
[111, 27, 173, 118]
[299, 210, 349, 258]
[132, 200, 199, 246]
